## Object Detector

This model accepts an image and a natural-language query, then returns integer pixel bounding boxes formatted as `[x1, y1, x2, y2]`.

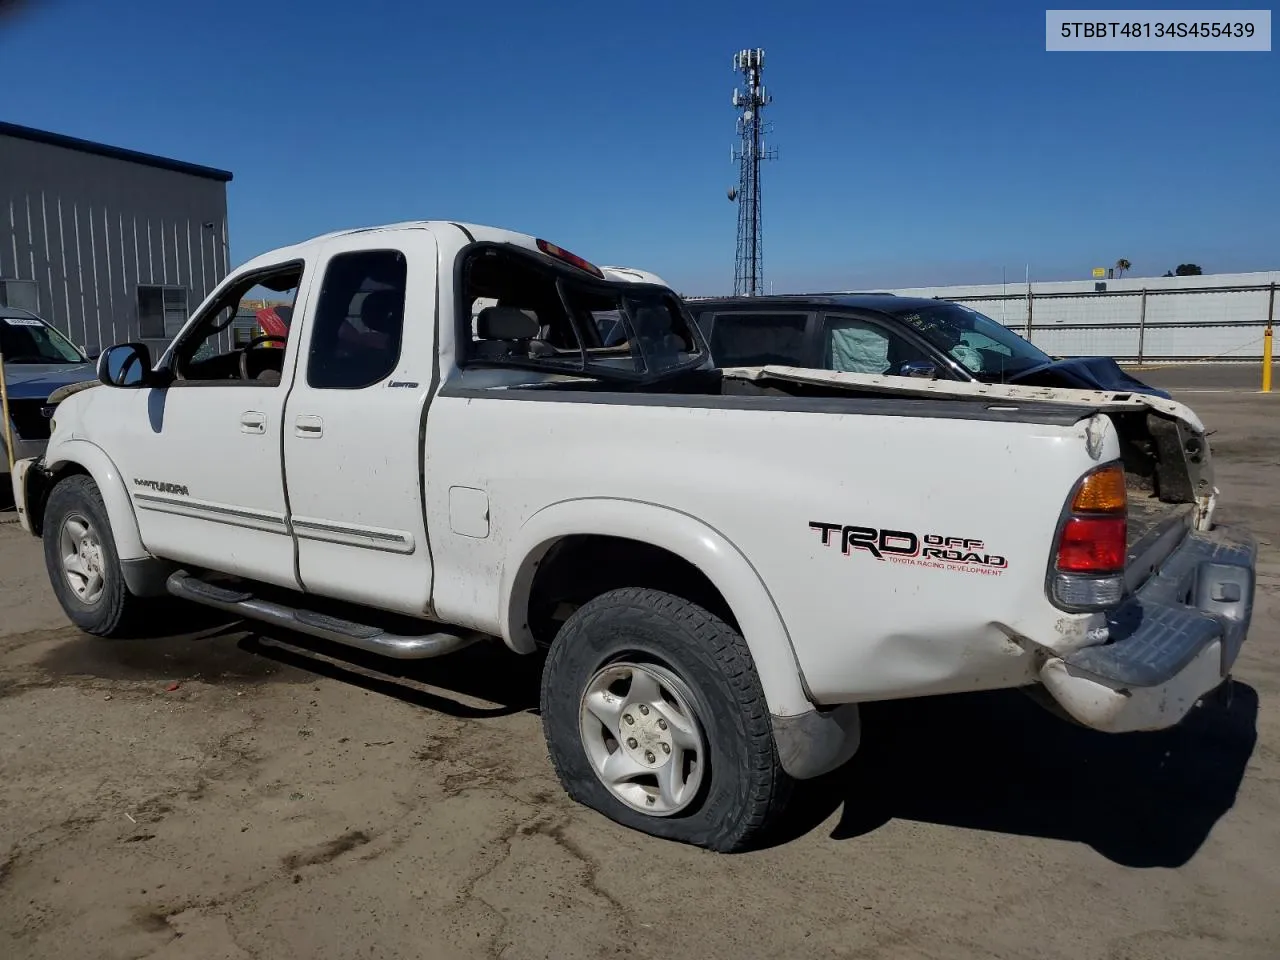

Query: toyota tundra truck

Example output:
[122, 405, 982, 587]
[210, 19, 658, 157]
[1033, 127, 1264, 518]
[8, 221, 1256, 852]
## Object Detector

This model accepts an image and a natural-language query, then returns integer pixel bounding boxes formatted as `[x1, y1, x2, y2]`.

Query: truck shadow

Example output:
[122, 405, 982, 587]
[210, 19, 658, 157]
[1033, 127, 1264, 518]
[776, 683, 1259, 867]
[47, 604, 1256, 865]
[236, 629, 543, 721]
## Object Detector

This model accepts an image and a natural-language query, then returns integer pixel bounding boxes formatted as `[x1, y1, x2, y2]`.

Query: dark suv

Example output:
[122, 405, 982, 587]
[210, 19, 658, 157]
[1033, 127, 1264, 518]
[2, 306, 96, 473]
[685, 294, 1169, 397]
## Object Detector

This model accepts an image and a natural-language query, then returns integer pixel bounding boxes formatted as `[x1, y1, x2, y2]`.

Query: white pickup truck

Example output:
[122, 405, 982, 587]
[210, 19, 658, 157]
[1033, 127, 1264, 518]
[9, 221, 1256, 852]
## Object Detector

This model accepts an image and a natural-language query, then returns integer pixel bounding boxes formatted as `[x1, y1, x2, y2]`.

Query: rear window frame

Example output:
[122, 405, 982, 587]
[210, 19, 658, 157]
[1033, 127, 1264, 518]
[452, 241, 710, 383]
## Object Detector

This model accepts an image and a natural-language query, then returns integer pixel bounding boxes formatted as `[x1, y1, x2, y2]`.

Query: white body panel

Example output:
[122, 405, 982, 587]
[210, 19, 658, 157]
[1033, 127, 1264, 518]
[26, 220, 1239, 739]
[423, 384, 1109, 704]
[86, 384, 298, 586]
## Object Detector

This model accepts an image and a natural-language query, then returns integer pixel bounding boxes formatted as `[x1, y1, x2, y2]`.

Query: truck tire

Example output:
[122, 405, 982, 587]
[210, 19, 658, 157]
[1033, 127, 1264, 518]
[540, 587, 792, 852]
[42, 474, 148, 637]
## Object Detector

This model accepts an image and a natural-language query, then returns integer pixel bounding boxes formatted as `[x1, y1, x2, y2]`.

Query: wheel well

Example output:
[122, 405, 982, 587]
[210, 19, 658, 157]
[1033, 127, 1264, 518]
[26, 462, 90, 537]
[525, 535, 740, 648]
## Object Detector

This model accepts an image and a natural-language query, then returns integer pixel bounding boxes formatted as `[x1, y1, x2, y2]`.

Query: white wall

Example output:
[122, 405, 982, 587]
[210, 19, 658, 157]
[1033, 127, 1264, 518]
[872, 272, 1279, 362]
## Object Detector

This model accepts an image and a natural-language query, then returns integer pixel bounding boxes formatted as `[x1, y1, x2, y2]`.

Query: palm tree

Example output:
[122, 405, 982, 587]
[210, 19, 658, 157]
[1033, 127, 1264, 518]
[1115, 258, 1131, 279]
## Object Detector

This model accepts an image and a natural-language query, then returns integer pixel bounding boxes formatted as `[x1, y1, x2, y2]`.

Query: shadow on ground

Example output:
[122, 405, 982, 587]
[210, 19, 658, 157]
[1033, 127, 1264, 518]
[33, 603, 1257, 865]
[241, 629, 543, 720]
[245, 636, 1258, 866]
[775, 683, 1259, 867]
[33, 595, 544, 717]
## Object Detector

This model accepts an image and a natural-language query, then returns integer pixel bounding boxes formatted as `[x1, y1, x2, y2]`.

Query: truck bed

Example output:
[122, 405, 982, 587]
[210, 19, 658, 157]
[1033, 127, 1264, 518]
[1127, 490, 1192, 551]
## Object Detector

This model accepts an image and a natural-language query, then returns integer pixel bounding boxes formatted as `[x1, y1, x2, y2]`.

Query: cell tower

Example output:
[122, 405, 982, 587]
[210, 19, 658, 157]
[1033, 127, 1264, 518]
[727, 47, 776, 297]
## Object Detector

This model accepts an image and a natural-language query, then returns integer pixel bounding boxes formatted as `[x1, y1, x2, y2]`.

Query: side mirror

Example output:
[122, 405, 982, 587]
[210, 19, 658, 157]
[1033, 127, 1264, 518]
[97, 342, 154, 388]
[897, 359, 939, 379]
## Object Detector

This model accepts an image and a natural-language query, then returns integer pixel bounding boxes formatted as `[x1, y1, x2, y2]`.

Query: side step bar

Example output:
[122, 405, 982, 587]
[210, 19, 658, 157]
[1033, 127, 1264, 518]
[166, 571, 484, 660]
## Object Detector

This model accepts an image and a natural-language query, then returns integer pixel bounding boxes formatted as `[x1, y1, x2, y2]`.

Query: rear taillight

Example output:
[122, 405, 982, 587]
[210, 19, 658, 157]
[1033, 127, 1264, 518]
[1056, 516, 1126, 573]
[1049, 463, 1127, 610]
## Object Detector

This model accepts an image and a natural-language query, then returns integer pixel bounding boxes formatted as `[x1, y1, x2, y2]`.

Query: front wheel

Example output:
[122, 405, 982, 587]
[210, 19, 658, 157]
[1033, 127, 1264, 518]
[540, 587, 792, 852]
[42, 474, 150, 637]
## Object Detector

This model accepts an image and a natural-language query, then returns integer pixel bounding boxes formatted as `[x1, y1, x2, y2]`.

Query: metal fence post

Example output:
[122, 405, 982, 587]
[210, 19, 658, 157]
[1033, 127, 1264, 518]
[1024, 288, 1034, 341]
[1137, 288, 1148, 365]
[1264, 283, 1275, 393]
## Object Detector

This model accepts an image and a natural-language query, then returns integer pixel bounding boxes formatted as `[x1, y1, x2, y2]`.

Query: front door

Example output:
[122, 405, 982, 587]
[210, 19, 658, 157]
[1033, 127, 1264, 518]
[106, 260, 310, 587]
[282, 234, 437, 614]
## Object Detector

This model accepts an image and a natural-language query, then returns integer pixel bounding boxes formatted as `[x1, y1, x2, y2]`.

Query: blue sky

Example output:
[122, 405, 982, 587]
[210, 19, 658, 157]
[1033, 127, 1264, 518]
[2, 0, 1275, 293]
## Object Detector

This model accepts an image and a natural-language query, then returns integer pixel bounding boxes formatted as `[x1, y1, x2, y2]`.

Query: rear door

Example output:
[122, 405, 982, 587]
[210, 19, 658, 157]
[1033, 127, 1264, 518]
[282, 230, 438, 615]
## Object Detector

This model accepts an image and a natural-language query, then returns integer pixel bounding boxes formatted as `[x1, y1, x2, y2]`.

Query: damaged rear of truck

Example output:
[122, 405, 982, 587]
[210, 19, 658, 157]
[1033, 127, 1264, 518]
[715, 365, 1254, 734]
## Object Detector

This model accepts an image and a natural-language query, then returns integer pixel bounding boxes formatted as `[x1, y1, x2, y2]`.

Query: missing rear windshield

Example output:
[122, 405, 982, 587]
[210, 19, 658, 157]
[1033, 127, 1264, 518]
[458, 244, 705, 380]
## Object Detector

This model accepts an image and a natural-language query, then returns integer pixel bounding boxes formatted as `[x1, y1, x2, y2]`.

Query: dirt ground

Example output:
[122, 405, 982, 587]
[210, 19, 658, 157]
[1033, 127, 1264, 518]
[2, 388, 1278, 960]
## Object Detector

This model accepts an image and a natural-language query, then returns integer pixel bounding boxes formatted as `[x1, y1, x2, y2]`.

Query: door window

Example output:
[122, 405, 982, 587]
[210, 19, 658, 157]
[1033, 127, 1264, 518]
[168, 263, 302, 385]
[821, 315, 935, 375]
[306, 250, 408, 390]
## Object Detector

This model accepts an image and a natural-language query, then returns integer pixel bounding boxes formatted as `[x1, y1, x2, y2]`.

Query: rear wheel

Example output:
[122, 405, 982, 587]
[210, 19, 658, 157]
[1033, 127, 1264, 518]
[43, 475, 149, 637]
[540, 587, 791, 852]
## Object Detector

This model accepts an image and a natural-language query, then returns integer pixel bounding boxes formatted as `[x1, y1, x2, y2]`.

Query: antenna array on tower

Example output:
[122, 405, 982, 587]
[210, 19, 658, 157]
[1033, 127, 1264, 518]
[728, 47, 776, 297]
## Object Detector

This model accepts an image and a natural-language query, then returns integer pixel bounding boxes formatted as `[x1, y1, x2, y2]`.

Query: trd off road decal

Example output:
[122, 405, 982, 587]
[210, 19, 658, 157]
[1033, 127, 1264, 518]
[809, 522, 1007, 576]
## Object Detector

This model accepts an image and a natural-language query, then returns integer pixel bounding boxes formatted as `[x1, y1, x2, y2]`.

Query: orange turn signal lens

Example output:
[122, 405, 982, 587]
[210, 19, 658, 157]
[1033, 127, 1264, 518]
[1070, 464, 1127, 514]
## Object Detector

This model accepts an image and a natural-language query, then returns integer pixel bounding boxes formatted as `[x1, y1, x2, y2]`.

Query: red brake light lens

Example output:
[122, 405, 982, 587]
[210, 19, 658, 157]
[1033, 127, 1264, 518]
[1055, 516, 1126, 573]
[535, 238, 604, 279]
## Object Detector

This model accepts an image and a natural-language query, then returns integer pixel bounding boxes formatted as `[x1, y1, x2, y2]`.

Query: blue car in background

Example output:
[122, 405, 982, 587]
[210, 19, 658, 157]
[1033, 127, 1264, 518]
[1, 306, 97, 474]
[685, 294, 1172, 399]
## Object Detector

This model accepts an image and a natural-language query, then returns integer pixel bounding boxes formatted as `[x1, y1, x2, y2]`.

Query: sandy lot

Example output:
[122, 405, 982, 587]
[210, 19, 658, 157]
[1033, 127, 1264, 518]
[2, 389, 1278, 960]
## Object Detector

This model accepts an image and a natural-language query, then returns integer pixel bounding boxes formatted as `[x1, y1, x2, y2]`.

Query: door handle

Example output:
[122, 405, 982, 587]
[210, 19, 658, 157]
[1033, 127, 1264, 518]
[295, 415, 324, 438]
[240, 411, 267, 434]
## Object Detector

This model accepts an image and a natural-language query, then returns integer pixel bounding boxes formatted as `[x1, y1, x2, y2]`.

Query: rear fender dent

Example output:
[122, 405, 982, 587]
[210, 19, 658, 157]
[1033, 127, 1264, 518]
[501, 498, 815, 718]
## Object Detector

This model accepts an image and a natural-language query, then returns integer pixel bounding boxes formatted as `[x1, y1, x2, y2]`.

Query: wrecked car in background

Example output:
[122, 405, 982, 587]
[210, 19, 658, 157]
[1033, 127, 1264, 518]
[686, 293, 1172, 397]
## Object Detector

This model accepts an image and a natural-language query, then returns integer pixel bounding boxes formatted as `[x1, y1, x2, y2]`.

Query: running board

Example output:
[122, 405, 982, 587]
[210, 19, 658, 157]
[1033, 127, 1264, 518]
[165, 571, 484, 660]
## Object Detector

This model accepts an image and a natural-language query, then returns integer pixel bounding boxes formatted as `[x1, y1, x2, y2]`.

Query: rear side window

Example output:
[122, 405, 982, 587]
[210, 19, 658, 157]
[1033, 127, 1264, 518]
[307, 250, 407, 390]
[706, 312, 809, 367]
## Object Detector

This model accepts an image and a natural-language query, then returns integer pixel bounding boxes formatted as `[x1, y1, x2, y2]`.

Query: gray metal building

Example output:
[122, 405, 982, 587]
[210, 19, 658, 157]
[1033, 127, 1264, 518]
[0, 121, 232, 358]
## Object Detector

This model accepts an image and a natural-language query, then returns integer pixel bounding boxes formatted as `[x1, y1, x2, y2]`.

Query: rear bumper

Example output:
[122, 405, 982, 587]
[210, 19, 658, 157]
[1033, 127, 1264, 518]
[1038, 523, 1255, 733]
